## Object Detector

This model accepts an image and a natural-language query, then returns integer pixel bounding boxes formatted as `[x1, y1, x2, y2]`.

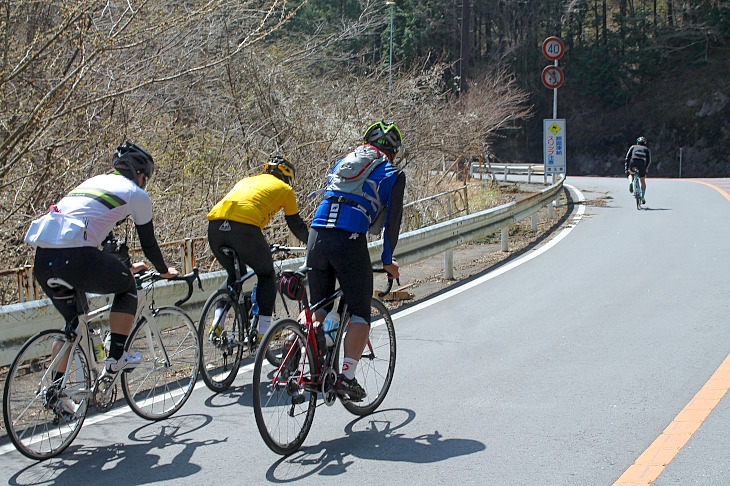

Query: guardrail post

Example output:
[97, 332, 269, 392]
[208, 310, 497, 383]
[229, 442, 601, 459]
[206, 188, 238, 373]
[19, 265, 35, 302]
[531, 214, 538, 231]
[444, 197, 454, 279]
[528, 166, 533, 184]
[463, 184, 469, 215]
[503, 165, 508, 181]
[501, 227, 509, 252]
[548, 202, 554, 219]
[183, 238, 194, 275]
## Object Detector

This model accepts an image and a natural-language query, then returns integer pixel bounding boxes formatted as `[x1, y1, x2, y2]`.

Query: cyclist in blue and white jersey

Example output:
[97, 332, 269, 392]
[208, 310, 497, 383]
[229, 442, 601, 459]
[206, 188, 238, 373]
[25, 142, 178, 374]
[306, 121, 406, 400]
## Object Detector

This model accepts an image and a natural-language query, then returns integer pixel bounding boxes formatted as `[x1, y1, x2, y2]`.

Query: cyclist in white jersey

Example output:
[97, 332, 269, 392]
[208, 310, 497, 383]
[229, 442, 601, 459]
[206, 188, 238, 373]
[25, 142, 178, 373]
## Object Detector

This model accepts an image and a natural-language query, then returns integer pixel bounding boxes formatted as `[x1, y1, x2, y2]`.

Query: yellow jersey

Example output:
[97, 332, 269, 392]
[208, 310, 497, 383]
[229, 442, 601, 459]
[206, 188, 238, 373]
[207, 174, 300, 228]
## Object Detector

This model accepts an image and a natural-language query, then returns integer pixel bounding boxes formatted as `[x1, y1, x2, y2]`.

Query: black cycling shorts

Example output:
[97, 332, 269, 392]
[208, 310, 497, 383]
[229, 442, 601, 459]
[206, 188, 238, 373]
[306, 227, 373, 324]
[34, 247, 137, 323]
[628, 160, 647, 178]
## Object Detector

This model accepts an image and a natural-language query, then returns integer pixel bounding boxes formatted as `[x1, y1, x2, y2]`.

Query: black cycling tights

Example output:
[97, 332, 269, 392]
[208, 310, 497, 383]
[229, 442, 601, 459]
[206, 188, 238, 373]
[207, 220, 277, 316]
[34, 247, 137, 324]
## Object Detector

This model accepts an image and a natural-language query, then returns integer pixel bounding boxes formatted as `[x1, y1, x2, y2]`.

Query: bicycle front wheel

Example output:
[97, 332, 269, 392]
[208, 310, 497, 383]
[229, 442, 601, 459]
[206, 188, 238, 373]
[3, 330, 91, 460]
[252, 318, 317, 455]
[122, 307, 199, 420]
[340, 297, 396, 416]
[198, 289, 245, 392]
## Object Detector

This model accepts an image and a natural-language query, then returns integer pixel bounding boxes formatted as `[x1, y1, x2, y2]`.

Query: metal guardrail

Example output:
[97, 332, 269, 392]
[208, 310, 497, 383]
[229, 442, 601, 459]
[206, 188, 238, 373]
[471, 162, 546, 183]
[0, 176, 564, 366]
[2, 237, 206, 305]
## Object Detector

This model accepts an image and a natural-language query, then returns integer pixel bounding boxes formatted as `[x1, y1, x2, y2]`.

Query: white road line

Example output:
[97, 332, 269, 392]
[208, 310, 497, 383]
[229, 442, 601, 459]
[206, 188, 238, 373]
[391, 183, 585, 321]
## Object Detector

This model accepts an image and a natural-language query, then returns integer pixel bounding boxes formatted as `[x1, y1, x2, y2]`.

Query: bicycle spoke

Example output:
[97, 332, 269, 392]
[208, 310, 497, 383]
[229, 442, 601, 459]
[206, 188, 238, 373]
[198, 290, 244, 391]
[253, 319, 317, 455]
[123, 309, 199, 420]
[341, 298, 396, 416]
[3, 330, 90, 460]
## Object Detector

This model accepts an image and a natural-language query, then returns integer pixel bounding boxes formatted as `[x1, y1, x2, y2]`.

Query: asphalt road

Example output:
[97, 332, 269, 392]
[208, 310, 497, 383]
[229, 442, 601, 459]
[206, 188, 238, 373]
[1, 176, 729, 485]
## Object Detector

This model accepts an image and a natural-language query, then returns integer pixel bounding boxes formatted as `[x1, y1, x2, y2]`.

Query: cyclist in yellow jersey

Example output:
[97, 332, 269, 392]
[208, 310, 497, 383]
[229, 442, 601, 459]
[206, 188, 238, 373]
[207, 156, 309, 336]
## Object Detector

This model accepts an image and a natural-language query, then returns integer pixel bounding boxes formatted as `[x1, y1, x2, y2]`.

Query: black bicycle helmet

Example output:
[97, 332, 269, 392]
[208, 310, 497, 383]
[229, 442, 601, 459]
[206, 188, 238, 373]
[364, 121, 402, 155]
[264, 155, 296, 185]
[637, 136, 647, 146]
[113, 141, 154, 179]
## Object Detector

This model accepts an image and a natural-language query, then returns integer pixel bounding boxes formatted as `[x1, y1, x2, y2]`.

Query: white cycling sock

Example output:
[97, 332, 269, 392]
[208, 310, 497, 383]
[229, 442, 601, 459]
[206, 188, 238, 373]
[213, 307, 225, 325]
[258, 315, 272, 335]
[342, 357, 358, 380]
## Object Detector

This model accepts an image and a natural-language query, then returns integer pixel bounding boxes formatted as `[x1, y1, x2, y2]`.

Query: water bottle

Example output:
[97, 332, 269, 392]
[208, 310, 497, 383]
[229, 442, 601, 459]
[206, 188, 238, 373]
[322, 310, 340, 348]
[91, 330, 105, 361]
[251, 283, 259, 316]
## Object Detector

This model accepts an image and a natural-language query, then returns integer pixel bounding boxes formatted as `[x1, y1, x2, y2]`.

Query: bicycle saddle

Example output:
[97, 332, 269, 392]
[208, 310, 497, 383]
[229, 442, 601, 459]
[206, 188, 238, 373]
[220, 246, 237, 257]
[47, 277, 74, 290]
[46, 278, 89, 315]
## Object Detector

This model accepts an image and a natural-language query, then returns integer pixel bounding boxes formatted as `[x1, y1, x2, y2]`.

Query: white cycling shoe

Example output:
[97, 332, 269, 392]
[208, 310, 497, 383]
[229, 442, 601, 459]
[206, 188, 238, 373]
[105, 351, 143, 373]
[59, 397, 80, 417]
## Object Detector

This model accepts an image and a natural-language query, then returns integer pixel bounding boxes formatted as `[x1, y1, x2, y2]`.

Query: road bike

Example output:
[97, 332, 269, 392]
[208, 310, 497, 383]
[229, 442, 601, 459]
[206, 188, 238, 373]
[252, 267, 397, 455]
[629, 168, 643, 210]
[2, 269, 201, 460]
[198, 244, 305, 392]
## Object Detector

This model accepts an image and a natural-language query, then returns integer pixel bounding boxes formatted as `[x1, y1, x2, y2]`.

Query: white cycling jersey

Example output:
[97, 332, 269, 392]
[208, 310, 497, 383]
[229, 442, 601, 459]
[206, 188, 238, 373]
[25, 173, 153, 248]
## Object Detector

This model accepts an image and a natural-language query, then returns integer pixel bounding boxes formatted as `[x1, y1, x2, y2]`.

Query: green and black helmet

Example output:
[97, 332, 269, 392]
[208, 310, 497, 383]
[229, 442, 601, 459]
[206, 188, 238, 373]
[364, 121, 402, 155]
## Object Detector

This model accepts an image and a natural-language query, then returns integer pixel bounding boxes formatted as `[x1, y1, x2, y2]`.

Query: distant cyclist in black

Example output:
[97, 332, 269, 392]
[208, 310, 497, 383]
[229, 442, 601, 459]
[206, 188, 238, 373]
[625, 136, 651, 204]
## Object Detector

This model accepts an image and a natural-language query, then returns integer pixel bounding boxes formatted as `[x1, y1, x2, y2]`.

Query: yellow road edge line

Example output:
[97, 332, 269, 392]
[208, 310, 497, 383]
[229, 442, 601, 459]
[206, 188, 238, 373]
[689, 180, 730, 202]
[613, 353, 730, 485]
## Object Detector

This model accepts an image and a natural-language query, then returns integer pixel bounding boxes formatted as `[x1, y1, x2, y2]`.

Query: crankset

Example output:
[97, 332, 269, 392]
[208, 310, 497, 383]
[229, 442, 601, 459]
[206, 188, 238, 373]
[321, 368, 338, 406]
[94, 374, 118, 412]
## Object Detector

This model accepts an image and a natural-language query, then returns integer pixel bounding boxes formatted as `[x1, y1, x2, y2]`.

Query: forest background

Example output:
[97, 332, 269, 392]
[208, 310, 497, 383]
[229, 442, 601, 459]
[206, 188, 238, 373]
[1, 0, 728, 281]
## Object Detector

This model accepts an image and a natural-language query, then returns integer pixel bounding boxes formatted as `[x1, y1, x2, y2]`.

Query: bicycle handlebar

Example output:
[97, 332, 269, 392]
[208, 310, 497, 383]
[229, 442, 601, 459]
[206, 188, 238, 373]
[374, 267, 399, 298]
[135, 268, 202, 307]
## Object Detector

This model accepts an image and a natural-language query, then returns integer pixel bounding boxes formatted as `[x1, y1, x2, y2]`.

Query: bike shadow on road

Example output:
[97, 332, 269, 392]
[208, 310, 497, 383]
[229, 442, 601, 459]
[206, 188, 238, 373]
[637, 206, 671, 211]
[6, 414, 222, 485]
[264, 408, 485, 482]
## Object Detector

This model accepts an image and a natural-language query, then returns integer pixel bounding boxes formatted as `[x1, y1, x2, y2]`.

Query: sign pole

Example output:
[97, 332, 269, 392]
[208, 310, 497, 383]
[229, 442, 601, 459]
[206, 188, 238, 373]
[553, 60, 558, 120]
[541, 36, 566, 182]
[553, 59, 558, 183]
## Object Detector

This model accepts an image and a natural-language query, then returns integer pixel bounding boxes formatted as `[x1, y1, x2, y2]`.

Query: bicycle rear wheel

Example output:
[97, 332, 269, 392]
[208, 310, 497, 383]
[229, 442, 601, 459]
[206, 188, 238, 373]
[263, 291, 296, 366]
[198, 289, 245, 392]
[3, 330, 91, 460]
[122, 307, 199, 420]
[633, 177, 642, 209]
[252, 318, 317, 455]
[340, 298, 396, 416]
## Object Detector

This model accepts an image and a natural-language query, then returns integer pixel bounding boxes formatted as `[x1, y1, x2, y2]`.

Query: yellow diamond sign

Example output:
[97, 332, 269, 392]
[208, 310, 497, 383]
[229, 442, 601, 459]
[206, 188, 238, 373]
[549, 123, 561, 135]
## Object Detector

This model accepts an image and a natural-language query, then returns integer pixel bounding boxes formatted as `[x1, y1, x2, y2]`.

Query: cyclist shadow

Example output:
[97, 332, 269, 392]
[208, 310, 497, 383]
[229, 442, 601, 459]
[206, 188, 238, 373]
[265, 408, 485, 482]
[638, 206, 671, 211]
[201, 383, 255, 409]
[201, 365, 281, 410]
[7, 414, 223, 485]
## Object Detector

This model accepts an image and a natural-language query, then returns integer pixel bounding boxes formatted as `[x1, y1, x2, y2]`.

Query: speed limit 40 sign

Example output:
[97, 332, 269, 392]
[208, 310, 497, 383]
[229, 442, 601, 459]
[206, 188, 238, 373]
[542, 36, 565, 61]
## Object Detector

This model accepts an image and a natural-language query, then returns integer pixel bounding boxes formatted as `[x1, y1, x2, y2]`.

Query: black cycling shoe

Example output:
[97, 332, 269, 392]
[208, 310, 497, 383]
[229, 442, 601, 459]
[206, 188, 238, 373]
[335, 374, 366, 402]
